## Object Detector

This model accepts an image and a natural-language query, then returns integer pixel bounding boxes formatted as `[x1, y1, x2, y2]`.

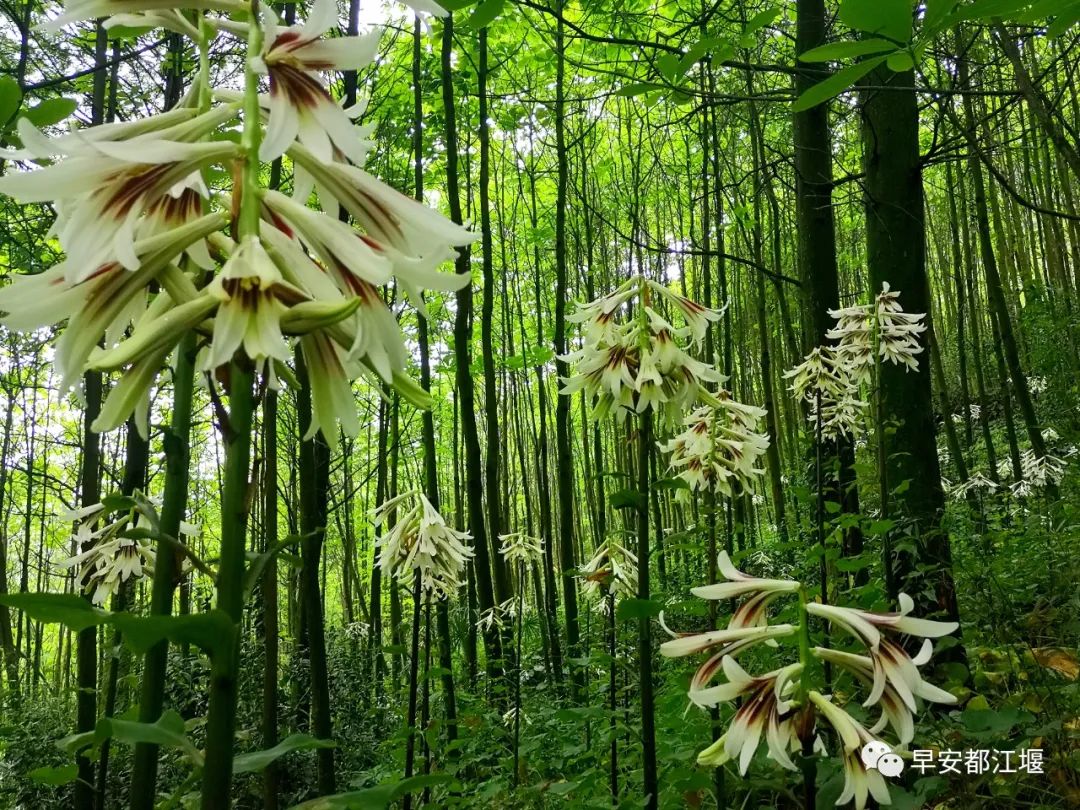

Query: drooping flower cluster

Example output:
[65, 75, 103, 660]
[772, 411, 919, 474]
[373, 491, 473, 601]
[786, 283, 926, 439]
[57, 498, 197, 605]
[1019, 449, 1066, 488]
[783, 347, 867, 439]
[948, 471, 999, 500]
[827, 282, 927, 380]
[659, 392, 770, 498]
[560, 276, 724, 423]
[661, 553, 957, 810]
[579, 539, 638, 602]
[0, 0, 476, 449]
[498, 532, 545, 568]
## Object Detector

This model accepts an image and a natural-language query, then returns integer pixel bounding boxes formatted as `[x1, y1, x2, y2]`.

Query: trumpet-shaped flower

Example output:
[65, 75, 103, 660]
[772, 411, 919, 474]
[690, 551, 800, 603]
[256, 0, 382, 164]
[561, 276, 725, 423]
[805, 593, 958, 653]
[813, 643, 956, 744]
[695, 658, 804, 774]
[0, 115, 236, 276]
[809, 692, 892, 810]
[1020, 449, 1066, 488]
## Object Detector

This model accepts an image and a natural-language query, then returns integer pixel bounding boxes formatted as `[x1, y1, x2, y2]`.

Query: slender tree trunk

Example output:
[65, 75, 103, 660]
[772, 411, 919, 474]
[860, 63, 961, 626]
[552, 0, 583, 700]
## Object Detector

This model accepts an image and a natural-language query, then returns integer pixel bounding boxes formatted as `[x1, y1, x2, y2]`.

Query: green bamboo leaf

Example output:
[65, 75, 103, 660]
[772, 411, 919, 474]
[798, 38, 896, 62]
[791, 55, 886, 112]
[111, 609, 233, 656]
[288, 774, 454, 809]
[467, 0, 504, 28]
[839, 0, 913, 43]
[0, 76, 22, 127]
[0, 593, 110, 633]
[22, 97, 77, 128]
[234, 734, 336, 774]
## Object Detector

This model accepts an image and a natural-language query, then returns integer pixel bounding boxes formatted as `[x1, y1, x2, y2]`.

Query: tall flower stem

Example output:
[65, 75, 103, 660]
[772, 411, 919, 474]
[201, 5, 262, 804]
[403, 572, 423, 810]
[796, 587, 816, 810]
[607, 588, 618, 804]
[201, 362, 255, 807]
[637, 407, 658, 810]
[512, 561, 525, 788]
[873, 320, 897, 601]
[814, 393, 830, 686]
[129, 333, 197, 810]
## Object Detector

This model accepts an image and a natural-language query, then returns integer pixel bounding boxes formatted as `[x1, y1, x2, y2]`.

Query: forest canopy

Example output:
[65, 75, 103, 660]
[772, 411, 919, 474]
[0, 0, 1078, 808]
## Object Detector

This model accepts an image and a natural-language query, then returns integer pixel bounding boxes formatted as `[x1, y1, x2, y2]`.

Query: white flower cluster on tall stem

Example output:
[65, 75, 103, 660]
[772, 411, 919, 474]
[783, 347, 867, 439]
[661, 553, 957, 810]
[786, 282, 926, 438]
[560, 276, 725, 423]
[498, 532, 544, 568]
[579, 539, 638, 601]
[57, 499, 197, 605]
[658, 391, 770, 498]
[373, 491, 473, 601]
[0, 0, 476, 449]
[828, 282, 927, 379]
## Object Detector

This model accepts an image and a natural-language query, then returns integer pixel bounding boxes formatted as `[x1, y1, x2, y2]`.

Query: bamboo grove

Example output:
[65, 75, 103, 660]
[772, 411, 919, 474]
[0, 0, 1078, 808]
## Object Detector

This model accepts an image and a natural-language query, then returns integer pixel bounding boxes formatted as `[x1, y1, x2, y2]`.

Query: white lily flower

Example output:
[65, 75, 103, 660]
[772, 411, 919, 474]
[40, 0, 246, 30]
[203, 235, 300, 371]
[805, 592, 958, 652]
[0, 132, 234, 277]
[695, 658, 803, 774]
[579, 539, 638, 601]
[299, 332, 361, 451]
[808, 692, 892, 810]
[690, 551, 800, 602]
[258, 0, 382, 164]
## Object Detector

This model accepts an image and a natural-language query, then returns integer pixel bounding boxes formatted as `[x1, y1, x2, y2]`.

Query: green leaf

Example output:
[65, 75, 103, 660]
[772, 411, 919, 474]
[615, 82, 664, 98]
[656, 53, 685, 82]
[289, 774, 454, 809]
[741, 7, 781, 40]
[98, 710, 203, 766]
[234, 734, 335, 774]
[0, 593, 110, 633]
[798, 38, 896, 62]
[839, 0, 913, 43]
[467, 0, 504, 28]
[886, 50, 915, 71]
[22, 98, 77, 128]
[28, 764, 78, 786]
[792, 55, 886, 112]
[610, 488, 646, 511]
[615, 598, 662, 622]
[111, 610, 233, 656]
[244, 533, 304, 599]
[923, 0, 960, 31]
[959, 707, 1033, 734]
[0, 76, 22, 127]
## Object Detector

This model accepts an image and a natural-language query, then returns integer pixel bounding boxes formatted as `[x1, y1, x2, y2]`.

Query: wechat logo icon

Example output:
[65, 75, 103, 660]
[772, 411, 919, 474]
[861, 741, 905, 778]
